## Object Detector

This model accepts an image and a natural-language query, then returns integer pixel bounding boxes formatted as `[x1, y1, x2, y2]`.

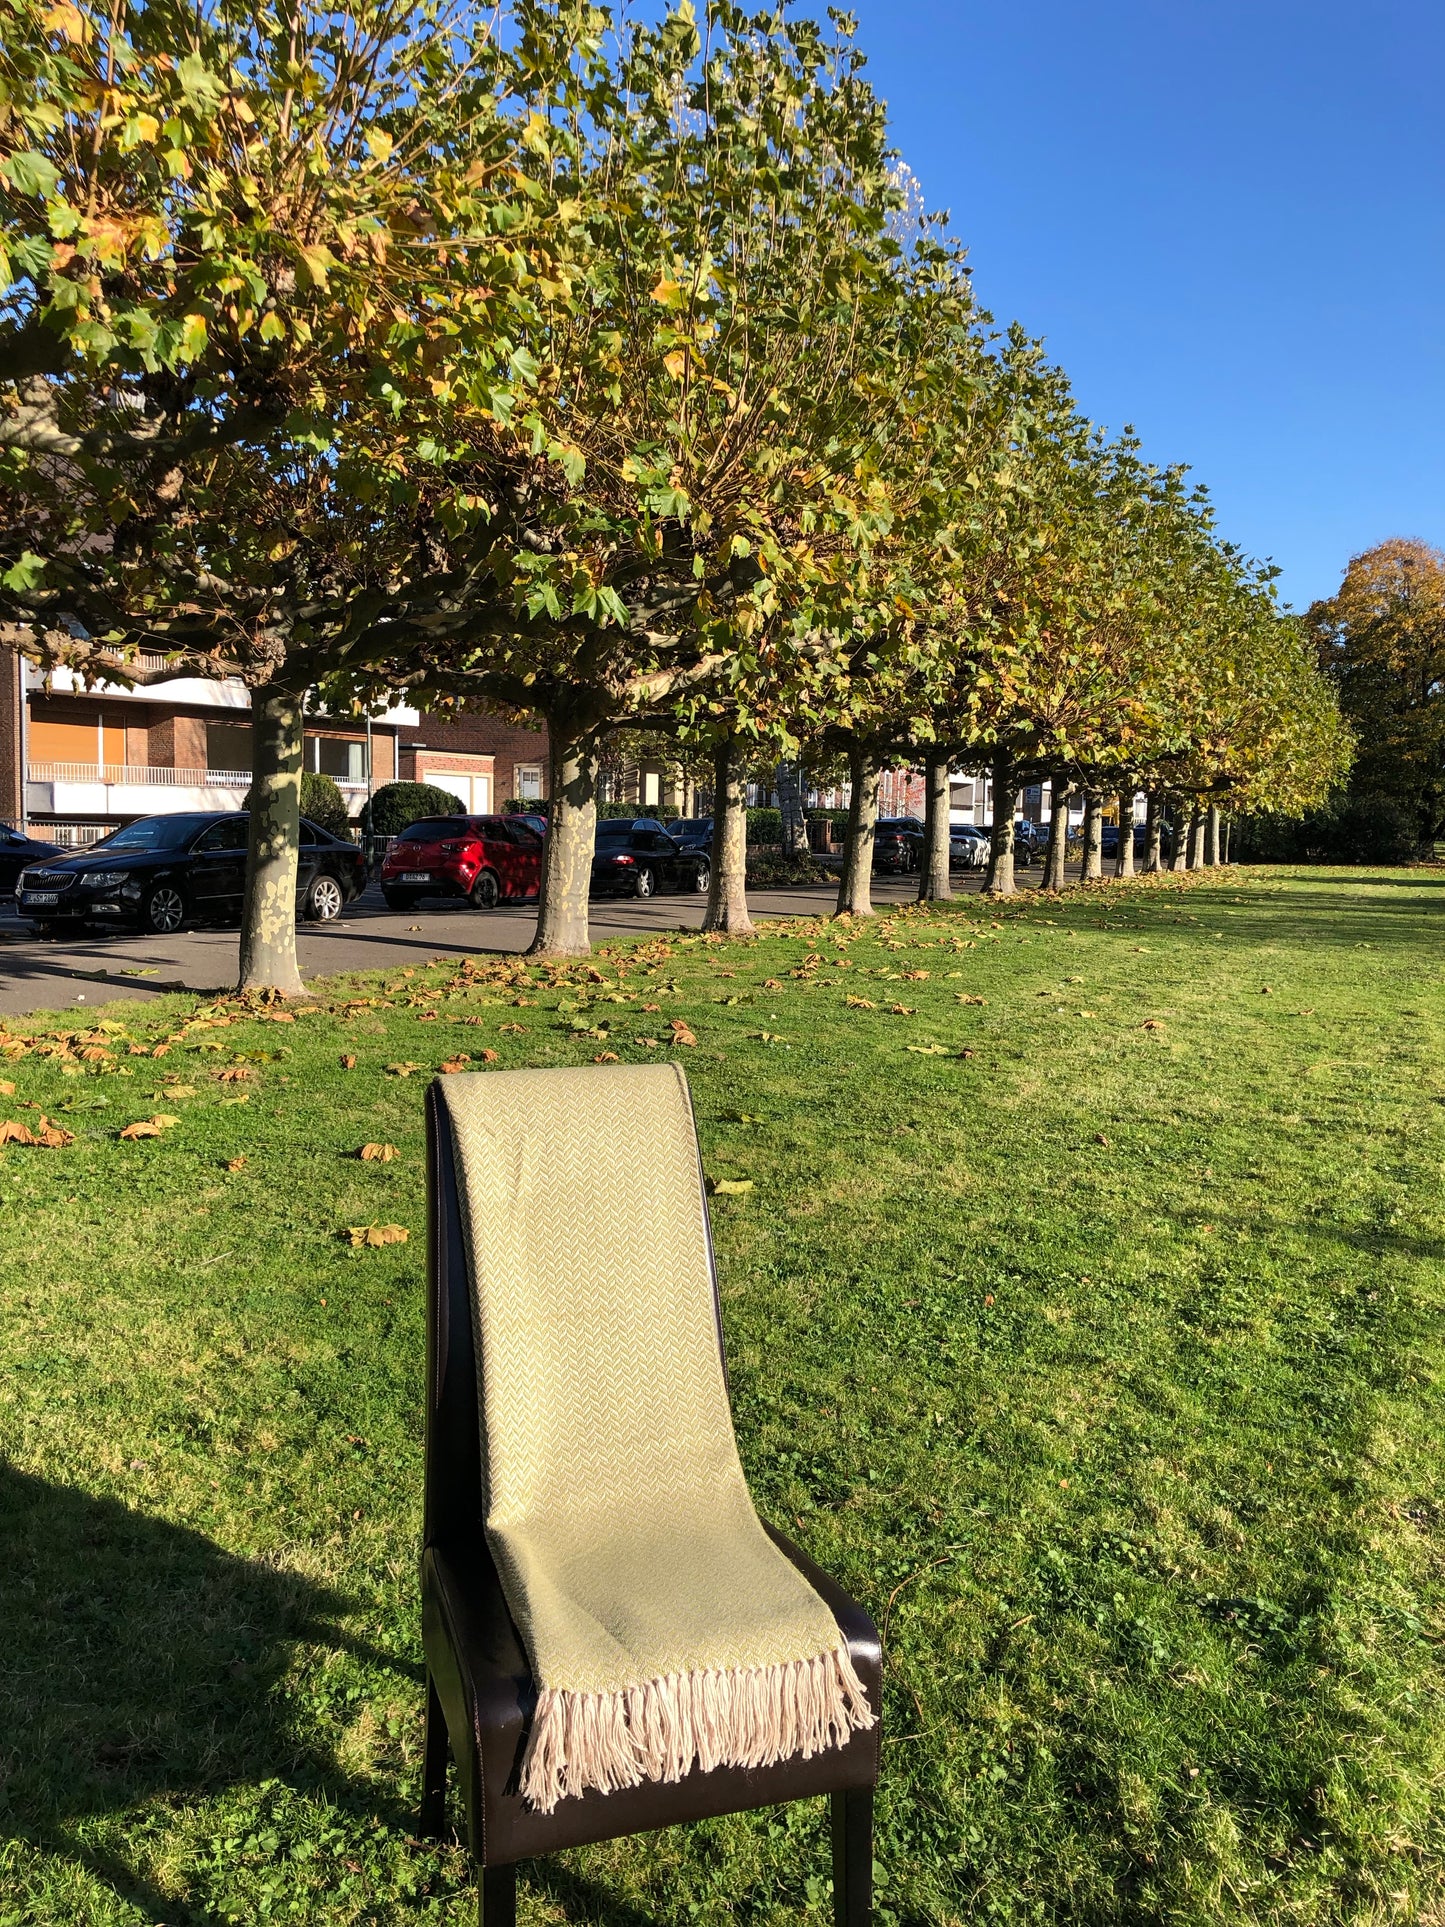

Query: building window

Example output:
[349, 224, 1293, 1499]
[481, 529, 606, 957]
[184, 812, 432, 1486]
[642, 769, 661, 807]
[313, 736, 366, 783]
[207, 721, 251, 774]
[949, 781, 975, 809]
[515, 764, 543, 800]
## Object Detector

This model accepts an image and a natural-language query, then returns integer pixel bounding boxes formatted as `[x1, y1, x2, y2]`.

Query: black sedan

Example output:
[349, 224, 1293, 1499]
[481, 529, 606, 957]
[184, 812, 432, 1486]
[16, 811, 366, 934]
[590, 824, 709, 899]
[664, 816, 714, 854]
[0, 823, 63, 896]
[873, 816, 926, 874]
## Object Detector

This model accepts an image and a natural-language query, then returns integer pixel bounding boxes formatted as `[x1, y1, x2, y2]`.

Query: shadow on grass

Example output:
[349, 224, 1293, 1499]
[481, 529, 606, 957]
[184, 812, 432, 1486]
[0, 1464, 428, 1923]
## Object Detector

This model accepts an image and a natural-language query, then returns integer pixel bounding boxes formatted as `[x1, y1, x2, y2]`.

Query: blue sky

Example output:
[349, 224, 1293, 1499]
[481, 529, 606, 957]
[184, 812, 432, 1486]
[846, 0, 1444, 610]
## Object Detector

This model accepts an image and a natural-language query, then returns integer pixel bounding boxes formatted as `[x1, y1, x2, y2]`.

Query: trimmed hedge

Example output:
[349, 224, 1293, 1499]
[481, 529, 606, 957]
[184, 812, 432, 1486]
[363, 781, 465, 837]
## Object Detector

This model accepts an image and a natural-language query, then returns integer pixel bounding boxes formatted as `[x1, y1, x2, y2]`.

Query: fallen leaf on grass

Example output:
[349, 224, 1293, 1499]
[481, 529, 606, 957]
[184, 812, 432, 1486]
[344, 1223, 409, 1248]
[641, 1002, 662, 1013]
[224, 1156, 247, 1171]
[439, 1056, 471, 1074]
[761, 979, 784, 991]
[358, 1142, 400, 1162]
[160, 1084, 196, 1099]
[890, 1004, 918, 1016]
[119, 1117, 168, 1140]
[906, 1043, 949, 1055]
[669, 1021, 698, 1048]
[955, 994, 988, 1006]
[845, 995, 876, 1010]
[735, 1112, 764, 1124]
[0, 1116, 73, 1148]
[633, 1037, 659, 1049]
[901, 969, 930, 981]
[1095, 1132, 1110, 1145]
[594, 1052, 620, 1063]
[385, 1062, 422, 1077]
[479, 1049, 499, 1063]
[497, 1024, 526, 1035]
[220, 1094, 250, 1106]
[707, 1177, 754, 1196]
[1259, 985, 1274, 995]
[215, 1066, 253, 1083]
[1140, 1019, 1166, 1031]
[0, 1080, 13, 1097]
[340, 1053, 358, 1069]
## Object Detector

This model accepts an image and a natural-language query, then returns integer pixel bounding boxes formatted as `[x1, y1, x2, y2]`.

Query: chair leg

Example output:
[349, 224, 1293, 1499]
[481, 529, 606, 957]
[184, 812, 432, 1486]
[479, 1864, 517, 1927]
[831, 1785, 873, 1927]
[420, 1673, 449, 1840]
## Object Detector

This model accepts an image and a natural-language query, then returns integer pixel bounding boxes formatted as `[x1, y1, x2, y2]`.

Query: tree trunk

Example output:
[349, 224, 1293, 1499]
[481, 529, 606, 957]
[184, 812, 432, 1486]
[238, 686, 306, 996]
[1115, 792, 1135, 877]
[837, 740, 880, 917]
[983, 751, 1017, 895]
[1188, 810, 1207, 870]
[1080, 791, 1103, 883]
[704, 736, 753, 934]
[1206, 803, 1222, 866]
[1143, 790, 1163, 873]
[1222, 816, 1232, 863]
[1171, 803, 1190, 872]
[918, 748, 953, 902]
[777, 758, 810, 857]
[530, 720, 600, 957]
[1043, 778, 1071, 892]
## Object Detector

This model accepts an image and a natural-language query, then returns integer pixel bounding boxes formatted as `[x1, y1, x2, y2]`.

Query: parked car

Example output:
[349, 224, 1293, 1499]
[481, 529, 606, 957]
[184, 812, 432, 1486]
[591, 824, 709, 899]
[949, 825, 990, 869]
[381, 814, 543, 910]
[16, 811, 364, 934]
[1013, 819, 1048, 864]
[1101, 822, 1173, 861]
[664, 816, 714, 853]
[872, 816, 926, 874]
[0, 823, 62, 896]
[597, 816, 667, 839]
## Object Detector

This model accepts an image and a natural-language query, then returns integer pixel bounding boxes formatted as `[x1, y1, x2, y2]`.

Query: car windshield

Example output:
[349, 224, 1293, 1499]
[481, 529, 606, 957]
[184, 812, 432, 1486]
[666, 819, 709, 835]
[88, 816, 204, 854]
[398, 818, 463, 843]
[596, 821, 632, 837]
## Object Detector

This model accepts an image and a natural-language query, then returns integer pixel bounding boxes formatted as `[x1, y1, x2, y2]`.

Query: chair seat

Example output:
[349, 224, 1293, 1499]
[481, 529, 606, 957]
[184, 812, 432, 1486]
[422, 1523, 881, 1866]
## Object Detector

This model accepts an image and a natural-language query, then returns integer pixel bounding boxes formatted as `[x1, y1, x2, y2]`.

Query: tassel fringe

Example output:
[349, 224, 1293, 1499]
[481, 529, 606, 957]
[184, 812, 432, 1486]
[520, 1643, 876, 1813]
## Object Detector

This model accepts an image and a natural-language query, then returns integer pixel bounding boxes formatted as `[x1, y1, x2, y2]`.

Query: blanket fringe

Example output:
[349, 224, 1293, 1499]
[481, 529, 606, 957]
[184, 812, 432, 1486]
[520, 1643, 875, 1813]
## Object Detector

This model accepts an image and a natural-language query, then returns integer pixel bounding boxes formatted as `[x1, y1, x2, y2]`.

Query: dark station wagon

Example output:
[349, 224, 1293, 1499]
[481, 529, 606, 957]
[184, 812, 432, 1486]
[16, 811, 365, 934]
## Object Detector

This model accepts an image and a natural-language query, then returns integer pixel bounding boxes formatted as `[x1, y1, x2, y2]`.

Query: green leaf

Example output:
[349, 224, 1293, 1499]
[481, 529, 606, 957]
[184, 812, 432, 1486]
[5, 151, 60, 199]
[2, 552, 47, 594]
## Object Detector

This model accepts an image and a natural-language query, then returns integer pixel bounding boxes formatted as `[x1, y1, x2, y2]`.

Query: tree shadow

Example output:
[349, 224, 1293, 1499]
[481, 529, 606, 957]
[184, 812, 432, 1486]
[0, 1462, 423, 1920]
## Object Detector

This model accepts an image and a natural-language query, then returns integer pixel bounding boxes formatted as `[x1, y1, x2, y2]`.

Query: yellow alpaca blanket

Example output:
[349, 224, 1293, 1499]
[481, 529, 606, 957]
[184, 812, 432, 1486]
[440, 1062, 873, 1813]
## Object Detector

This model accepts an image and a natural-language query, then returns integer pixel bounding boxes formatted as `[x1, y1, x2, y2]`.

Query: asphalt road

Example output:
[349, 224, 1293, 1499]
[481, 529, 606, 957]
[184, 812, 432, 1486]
[0, 870, 1002, 1017]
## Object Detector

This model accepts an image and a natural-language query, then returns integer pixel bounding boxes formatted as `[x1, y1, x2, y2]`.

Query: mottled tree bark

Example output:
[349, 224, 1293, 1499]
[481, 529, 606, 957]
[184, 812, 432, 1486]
[1115, 792, 1136, 877]
[1043, 778, 1071, 892]
[1143, 790, 1164, 873]
[918, 748, 953, 902]
[704, 736, 753, 934]
[1188, 810, 1207, 869]
[1171, 803, 1190, 872]
[1206, 803, 1222, 866]
[239, 686, 306, 996]
[1080, 791, 1103, 883]
[983, 751, 1018, 895]
[777, 758, 810, 857]
[530, 721, 600, 956]
[836, 740, 880, 917]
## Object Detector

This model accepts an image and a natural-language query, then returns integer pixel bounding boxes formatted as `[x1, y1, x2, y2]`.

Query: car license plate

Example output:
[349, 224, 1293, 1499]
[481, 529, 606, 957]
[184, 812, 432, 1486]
[401, 871, 431, 883]
[24, 891, 59, 906]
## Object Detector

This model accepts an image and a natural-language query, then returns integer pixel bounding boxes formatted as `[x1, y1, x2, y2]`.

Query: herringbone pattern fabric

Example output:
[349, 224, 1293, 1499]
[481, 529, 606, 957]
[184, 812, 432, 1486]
[440, 1063, 872, 1810]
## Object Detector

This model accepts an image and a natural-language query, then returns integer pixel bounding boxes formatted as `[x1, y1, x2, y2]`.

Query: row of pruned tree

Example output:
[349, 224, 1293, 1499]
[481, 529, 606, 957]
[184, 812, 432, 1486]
[0, 0, 1349, 987]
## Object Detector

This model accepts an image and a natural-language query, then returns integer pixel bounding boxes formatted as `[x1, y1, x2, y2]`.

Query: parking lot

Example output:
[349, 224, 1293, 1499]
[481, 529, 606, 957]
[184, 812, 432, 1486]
[0, 872, 994, 1016]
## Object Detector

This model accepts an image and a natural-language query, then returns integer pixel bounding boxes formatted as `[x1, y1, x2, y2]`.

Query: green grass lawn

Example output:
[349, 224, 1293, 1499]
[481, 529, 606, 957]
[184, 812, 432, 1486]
[2, 867, 1443, 1926]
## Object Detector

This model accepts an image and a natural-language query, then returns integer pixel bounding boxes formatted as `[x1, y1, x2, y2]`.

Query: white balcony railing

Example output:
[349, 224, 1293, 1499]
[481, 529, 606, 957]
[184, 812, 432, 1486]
[27, 762, 368, 793]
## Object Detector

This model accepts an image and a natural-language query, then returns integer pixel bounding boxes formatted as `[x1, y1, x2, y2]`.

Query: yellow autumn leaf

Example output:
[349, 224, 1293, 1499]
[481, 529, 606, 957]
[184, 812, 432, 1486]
[358, 1142, 400, 1162]
[344, 1223, 409, 1248]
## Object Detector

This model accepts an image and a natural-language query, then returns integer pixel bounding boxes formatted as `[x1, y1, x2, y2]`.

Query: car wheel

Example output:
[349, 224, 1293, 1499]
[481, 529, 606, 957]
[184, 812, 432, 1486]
[633, 866, 656, 900]
[305, 873, 345, 922]
[143, 882, 186, 935]
[469, 869, 501, 910]
[382, 888, 415, 912]
[693, 861, 710, 893]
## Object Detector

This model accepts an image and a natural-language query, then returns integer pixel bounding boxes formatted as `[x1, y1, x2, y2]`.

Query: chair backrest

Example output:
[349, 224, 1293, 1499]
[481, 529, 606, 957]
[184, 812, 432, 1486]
[422, 1070, 728, 1553]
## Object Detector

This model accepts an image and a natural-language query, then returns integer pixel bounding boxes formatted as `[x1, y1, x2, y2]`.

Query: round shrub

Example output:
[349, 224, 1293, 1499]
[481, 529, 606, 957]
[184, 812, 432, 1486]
[364, 781, 465, 837]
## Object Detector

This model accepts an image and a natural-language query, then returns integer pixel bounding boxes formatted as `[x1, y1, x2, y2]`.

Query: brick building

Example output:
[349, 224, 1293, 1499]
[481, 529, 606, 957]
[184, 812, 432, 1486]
[397, 710, 550, 815]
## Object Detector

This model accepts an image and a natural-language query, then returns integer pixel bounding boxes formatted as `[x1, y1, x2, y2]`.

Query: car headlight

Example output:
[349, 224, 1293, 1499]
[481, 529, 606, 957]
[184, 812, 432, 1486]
[80, 871, 129, 889]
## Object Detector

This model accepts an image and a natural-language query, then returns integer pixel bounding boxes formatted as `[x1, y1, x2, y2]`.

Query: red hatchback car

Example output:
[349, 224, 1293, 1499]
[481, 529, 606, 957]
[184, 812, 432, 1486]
[380, 814, 543, 912]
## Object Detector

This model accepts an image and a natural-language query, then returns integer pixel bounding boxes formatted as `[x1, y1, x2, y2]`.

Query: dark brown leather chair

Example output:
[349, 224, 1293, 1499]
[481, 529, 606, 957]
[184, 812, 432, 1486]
[420, 1081, 882, 1925]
